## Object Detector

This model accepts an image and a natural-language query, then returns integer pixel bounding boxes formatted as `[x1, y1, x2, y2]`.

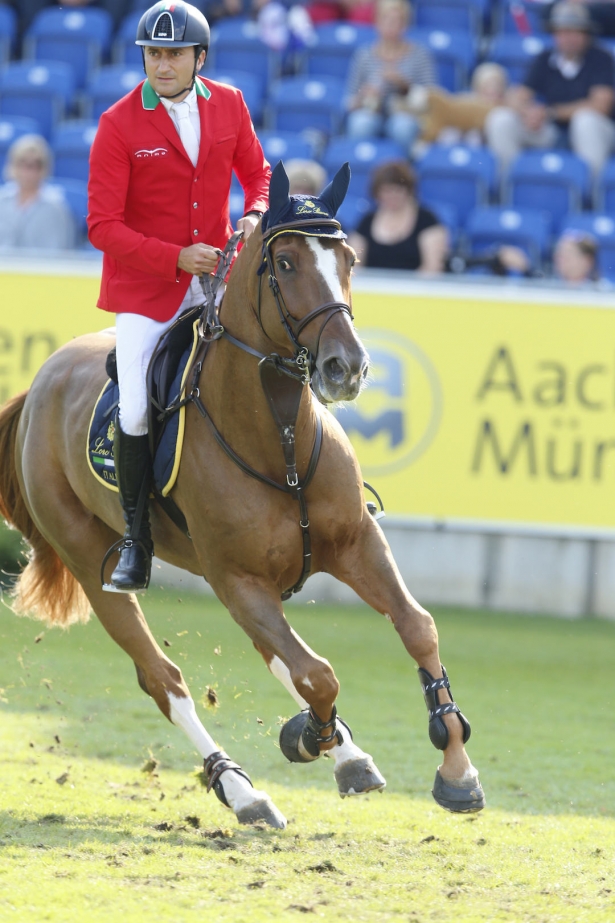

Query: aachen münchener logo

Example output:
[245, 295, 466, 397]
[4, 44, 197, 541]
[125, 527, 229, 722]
[335, 330, 442, 477]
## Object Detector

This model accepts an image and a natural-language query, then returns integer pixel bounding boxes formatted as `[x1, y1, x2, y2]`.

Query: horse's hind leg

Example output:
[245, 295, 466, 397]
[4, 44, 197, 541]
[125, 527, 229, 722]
[330, 519, 485, 813]
[22, 481, 286, 827]
[255, 640, 387, 797]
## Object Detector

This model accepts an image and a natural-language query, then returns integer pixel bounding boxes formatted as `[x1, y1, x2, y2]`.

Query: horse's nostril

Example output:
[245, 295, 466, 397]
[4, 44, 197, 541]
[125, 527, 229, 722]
[362, 364, 369, 379]
[323, 357, 348, 383]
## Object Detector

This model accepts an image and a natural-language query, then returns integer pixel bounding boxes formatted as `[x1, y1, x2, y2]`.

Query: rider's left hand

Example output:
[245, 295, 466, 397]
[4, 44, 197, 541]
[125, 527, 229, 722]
[236, 214, 260, 240]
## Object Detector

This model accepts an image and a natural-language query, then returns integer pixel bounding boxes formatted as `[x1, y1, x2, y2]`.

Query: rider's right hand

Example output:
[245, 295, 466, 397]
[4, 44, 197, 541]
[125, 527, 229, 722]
[177, 244, 220, 275]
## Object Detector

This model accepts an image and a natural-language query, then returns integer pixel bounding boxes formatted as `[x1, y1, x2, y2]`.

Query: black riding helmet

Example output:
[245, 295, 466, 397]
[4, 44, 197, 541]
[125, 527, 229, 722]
[136, 1, 210, 98]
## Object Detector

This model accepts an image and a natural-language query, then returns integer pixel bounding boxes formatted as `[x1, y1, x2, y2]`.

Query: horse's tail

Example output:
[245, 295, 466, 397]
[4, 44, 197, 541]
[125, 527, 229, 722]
[0, 391, 90, 627]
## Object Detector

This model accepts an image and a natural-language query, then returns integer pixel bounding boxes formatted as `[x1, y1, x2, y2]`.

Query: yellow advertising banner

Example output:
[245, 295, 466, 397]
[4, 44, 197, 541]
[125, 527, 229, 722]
[2, 269, 615, 528]
[343, 290, 615, 528]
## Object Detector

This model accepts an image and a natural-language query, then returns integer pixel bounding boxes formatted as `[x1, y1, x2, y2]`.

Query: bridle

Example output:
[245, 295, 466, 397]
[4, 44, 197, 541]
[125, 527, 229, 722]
[256, 217, 355, 381]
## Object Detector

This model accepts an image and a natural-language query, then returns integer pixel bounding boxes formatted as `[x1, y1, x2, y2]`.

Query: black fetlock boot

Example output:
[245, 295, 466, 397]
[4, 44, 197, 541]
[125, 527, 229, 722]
[102, 422, 153, 593]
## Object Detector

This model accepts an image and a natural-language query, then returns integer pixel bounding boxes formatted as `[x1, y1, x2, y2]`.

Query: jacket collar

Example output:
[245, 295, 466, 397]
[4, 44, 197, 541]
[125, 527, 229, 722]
[141, 75, 212, 110]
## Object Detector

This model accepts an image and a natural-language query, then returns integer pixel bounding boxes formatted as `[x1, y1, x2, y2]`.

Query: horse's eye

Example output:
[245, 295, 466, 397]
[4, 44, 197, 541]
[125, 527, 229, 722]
[277, 258, 292, 272]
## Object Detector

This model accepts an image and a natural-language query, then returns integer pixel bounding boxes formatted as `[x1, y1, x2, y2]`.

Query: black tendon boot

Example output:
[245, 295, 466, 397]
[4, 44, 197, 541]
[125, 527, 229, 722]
[103, 423, 154, 593]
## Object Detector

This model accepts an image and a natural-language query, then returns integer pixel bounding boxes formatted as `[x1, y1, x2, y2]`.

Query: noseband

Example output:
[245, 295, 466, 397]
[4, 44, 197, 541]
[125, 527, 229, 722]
[259, 217, 354, 374]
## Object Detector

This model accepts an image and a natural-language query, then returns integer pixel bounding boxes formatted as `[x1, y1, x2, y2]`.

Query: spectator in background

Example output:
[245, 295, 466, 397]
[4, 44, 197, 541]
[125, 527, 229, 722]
[286, 158, 328, 195]
[485, 1, 615, 175]
[553, 230, 599, 282]
[307, 0, 375, 24]
[344, 0, 435, 153]
[348, 159, 448, 271]
[405, 63, 510, 146]
[0, 134, 75, 250]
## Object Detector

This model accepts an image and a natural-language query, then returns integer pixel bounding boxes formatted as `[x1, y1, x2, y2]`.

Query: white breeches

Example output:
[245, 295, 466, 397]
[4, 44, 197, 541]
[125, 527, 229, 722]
[116, 277, 203, 436]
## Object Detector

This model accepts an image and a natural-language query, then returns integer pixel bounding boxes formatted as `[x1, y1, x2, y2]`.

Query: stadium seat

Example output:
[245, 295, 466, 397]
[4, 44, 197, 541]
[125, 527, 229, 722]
[52, 120, 98, 184]
[336, 194, 372, 233]
[410, 28, 477, 92]
[596, 157, 615, 212]
[466, 206, 552, 264]
[257, 130, 316, 163]
[84, 65, 144, 121]
[208, 19, 281, 95]
[303, 23, 376, 79]
[422, 197, 460, 246]
[506, 151, 590, 227]
[559, 212, 615, 282]
[46, 176, 88, 241]
[414, 0, 483, 34]
[416, 145, 497, 221]
[114, 12, 146, 66]
[0, 115, 41, 176]
[322, 137, 406, 198]
[0, 61, 76, 139]
[0, 4, 17, 66]
[496, 1, 549, 35]
[267, 76, 345, 136]
[208, 69, 265, 125]
[487, 33, 551, 83]
[24, 8, 114, 89]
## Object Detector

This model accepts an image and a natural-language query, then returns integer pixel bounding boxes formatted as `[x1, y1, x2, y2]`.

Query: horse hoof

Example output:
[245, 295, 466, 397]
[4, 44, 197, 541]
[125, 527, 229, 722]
[279, 711, 320, 763]
[432, 769, 485, 813]
[335, 757, 386, 798]
[236, 798, 287, 829]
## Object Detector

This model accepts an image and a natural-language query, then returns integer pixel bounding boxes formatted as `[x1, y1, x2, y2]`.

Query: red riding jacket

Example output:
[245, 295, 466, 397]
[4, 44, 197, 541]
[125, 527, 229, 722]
[88, 75, 271, 322]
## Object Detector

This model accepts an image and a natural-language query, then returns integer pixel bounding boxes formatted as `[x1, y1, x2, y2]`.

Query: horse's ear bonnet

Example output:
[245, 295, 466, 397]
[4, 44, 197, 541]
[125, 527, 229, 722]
[261, 161, 350, 240]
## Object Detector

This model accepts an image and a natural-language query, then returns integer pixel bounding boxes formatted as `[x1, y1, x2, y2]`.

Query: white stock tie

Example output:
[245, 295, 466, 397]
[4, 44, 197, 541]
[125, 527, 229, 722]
[173, 100, 199, 167]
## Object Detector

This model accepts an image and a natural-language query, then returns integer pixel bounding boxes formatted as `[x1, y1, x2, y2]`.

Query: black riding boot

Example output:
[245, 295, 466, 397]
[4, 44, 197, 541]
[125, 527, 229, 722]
[103, 423, 153, 593]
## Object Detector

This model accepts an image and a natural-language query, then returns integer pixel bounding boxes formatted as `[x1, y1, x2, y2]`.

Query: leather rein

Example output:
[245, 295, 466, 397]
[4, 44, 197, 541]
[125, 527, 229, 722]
[178, 221, 353, 600]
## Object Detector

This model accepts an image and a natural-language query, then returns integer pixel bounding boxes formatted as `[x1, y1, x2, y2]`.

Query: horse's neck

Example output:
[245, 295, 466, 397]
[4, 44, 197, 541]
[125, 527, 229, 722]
[201, 286, 316, 469]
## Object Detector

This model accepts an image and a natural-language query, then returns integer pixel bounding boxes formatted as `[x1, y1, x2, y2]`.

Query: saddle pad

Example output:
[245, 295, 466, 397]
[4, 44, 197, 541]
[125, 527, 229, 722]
[86, 320, 200, 496]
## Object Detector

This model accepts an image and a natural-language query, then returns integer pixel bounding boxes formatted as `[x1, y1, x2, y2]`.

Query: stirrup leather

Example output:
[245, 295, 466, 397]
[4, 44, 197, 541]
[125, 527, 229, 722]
[418, 665, 471, 751]
[204, 750, 253, 808]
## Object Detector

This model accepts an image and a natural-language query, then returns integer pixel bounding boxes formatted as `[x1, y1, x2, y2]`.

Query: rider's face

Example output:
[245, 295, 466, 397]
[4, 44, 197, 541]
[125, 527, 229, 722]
[143, 45, 206, 100]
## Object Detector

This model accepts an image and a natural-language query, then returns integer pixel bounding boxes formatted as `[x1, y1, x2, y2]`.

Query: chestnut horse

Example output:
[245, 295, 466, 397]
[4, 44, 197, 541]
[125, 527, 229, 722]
[0, 164, 484, 827]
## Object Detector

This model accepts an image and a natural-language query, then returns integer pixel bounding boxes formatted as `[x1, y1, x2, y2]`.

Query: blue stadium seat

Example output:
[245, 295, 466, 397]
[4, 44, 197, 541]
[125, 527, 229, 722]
[84, 65, 143, 120]
[208, 69, 265, 125]
[414, 0, 482, 34]
[52, 120, 98, 184]
[322, 137, 406, 198]
[257, 130, 316, 163]
[416, 145, 497, 220]
[487, 33, 551, 83]
[114, 12, 146, 66]
[466, 206, 552, 264]
[0, 4, 17, 66]
[303, 23, 376, 79]
[422, 197, 460, 246]
[410, 28, 477, 92]
[24, 8, 114, 89]
[45, 176, 88, 241]
[559, 212, 615, 281]
[496, 1, 548, 35]
[597, 157, 615, 212]
[336, 194, 372, 233]
[267, 76, 345, 136]
[0, 115, 41, 176]
[208, 19, 281, 95]
[506, 151, 590, 226]
[0, 61, 76, 139]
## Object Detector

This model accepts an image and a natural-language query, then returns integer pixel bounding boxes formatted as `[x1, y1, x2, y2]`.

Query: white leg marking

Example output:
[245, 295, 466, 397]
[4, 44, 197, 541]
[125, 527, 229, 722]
[168, 693, 267, 812]
[306, 237, 345, 303]
[268, 655, 309, 709]
[329, 727, 371, 768]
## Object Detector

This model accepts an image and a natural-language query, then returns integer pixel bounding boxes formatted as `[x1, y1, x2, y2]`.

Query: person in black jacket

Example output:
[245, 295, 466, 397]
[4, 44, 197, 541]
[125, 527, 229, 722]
[485, 1, 615, 175]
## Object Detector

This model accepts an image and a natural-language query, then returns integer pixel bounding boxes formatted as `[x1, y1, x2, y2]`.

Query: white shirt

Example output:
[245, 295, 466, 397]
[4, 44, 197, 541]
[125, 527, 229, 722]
[159, 86, 204, 309]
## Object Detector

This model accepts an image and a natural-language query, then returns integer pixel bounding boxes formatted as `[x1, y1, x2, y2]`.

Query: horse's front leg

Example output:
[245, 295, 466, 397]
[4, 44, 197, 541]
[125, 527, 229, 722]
[253, 640, 387, 797]
[330, 518, 485, 813]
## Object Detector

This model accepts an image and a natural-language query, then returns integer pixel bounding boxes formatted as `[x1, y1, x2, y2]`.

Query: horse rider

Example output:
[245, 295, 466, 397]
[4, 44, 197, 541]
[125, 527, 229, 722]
[88, 0, 271, 593]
